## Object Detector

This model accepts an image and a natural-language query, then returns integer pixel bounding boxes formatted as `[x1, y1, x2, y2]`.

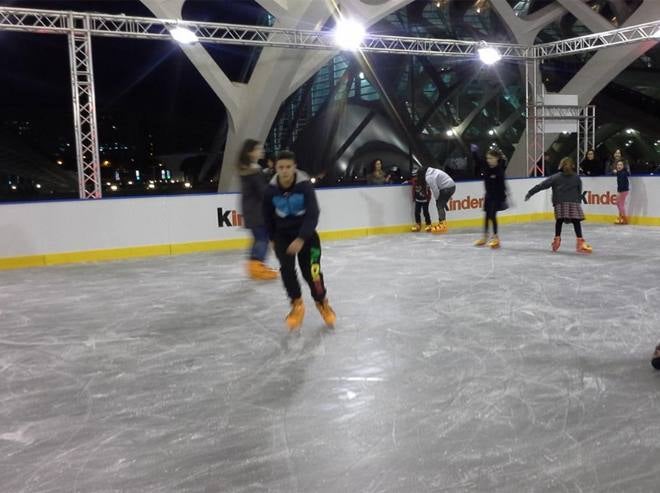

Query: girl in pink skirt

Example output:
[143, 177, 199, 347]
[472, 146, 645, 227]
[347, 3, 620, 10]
[525, 157, 593, 254]
[614, 160, 630, 225]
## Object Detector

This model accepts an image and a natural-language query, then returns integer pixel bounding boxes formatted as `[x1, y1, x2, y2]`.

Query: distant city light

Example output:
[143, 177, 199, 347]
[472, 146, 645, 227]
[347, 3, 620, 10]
[334, 19, 366, 51]
[184, 182, 192, 189]
[56, 160, 63, 165]
[35, 184, 41, 189]
[10, 185, 17, 190]
[170, 26, 198, 44]
[110, 185, 118, 191]
[148, 183, 156, 190]
[127, 180, 133, 185]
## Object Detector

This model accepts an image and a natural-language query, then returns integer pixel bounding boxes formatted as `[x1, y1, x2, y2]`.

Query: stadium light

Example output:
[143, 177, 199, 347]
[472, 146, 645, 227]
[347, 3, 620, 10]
[478, 43, 502, 65]
[334, 19, 366, 51]
[171, 26, 198, 44]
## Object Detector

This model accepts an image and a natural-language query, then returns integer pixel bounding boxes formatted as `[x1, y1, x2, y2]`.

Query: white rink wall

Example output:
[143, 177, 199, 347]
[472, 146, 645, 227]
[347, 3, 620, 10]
[0, 176, 658, 263]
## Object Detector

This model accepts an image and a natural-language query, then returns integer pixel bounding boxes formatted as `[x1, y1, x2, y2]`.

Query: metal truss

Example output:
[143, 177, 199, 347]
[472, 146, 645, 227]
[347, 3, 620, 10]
[1, 6, 657, 58]
[525, 59, 545, 177]
[576, 106, 596, 168]
[0, 5, 657, 195]
[0, 7, 532, 58]
[535, 20, 660, 58]
[68, 16, 102, 199]
[526, 103, 596, 177]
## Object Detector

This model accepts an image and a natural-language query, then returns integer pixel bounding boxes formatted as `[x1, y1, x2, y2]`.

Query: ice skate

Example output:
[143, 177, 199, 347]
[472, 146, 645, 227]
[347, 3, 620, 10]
[315, 299, 336, 327]
[247, 260, 278, 280]
[285, 298, 305, 330]
[576, 238, 592, 254]
[551, 236, 561, 252]
[487, 236, 500, 249]
[474, 236, 487, 247]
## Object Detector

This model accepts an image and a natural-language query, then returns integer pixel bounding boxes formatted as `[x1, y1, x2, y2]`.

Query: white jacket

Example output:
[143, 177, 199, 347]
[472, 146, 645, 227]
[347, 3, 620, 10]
[425, 167, 455, 200]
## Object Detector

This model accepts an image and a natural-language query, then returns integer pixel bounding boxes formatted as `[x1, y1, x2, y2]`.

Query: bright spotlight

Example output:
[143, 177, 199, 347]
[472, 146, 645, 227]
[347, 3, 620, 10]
[446, 129, 455, 137]
[488, 129, 495, 136]
[110, 185, 118, 191]
[478, 44, 502, 65]
[333, 19, 366, 51]
[35, 184, 42, 189]
[310, 177, 317, 184]
[171, 26, 198, 44]
[184, 182, 192, 189]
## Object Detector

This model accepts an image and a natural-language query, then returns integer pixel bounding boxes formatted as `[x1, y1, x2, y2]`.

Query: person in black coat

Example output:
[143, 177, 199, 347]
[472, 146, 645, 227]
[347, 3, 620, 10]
[579, 149, 601, 176]
[238, 139, 278, 280]
[474, 148, 508, 248]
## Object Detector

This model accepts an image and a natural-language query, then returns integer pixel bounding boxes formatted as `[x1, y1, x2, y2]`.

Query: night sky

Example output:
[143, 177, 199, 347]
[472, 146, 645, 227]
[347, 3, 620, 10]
[0, 0, 267, 156]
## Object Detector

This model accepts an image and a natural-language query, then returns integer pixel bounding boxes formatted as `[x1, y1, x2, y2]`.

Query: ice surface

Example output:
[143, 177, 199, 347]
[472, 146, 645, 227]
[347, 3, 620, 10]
[1, 223, 659, 492]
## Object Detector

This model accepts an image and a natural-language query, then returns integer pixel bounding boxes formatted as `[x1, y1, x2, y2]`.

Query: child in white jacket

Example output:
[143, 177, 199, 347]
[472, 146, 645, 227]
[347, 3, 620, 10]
[417, 166, 456, 233]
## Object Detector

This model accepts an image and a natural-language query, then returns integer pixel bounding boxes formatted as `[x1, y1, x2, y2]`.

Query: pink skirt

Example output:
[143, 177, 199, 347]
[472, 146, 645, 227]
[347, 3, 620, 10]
[554, 202, 585, 222]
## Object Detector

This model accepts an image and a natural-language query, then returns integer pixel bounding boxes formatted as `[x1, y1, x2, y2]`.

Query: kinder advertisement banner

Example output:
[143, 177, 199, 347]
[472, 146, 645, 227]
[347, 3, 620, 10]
[421, 179, 547, 223]
[578, 176, 660, 221]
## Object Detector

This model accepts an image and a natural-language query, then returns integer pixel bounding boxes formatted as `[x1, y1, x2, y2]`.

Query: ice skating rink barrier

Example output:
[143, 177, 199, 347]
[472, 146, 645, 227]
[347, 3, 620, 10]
[0, 176, 658, 269]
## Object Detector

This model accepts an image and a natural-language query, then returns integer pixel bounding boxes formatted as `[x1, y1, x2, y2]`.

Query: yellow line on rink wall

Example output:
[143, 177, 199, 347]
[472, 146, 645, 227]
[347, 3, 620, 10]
[0, 212, 657, 270]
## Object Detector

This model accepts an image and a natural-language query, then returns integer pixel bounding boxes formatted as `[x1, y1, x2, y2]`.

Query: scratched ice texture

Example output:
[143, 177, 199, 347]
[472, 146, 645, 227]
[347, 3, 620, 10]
[1, 223, 659, 492]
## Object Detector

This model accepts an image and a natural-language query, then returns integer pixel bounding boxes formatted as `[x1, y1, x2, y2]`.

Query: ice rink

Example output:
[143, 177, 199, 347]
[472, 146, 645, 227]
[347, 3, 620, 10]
[1, 222, 659, 492]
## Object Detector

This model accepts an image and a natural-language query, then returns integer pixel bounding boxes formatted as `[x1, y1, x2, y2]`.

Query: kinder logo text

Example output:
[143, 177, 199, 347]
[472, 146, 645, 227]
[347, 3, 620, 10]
[581, 190, 618, 205]
[447, 195, 485, 211]
[217, 208, 243, 227]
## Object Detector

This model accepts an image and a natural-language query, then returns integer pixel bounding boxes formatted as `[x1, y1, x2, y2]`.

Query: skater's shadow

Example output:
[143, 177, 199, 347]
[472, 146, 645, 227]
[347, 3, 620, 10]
[236, 328, 328, 410]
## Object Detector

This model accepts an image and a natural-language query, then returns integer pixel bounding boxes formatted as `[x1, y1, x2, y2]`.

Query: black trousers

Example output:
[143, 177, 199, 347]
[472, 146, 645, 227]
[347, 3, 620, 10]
[555, 219, 582, 238]
[414, 201, 431, 225]
[435, 185, 456, 222]
[273, 231, 327, 302]
[484, 201, 498, 235]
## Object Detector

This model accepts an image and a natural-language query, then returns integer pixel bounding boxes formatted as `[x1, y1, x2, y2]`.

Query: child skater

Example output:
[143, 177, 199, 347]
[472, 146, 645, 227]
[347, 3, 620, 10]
[263, 151, 336, 331]
[410, 170, 432, 232]
[238, 139, 278, 280]
[525, 157, 593, 254]
[614, 160, 630, 225]
[416, 165, 456, 234]
[474, 149, 508, 249]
